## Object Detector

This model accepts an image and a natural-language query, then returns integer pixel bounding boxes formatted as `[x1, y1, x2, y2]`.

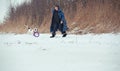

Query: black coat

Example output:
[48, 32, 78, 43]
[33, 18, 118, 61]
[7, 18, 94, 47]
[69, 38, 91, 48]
[50, 9, 68, 33]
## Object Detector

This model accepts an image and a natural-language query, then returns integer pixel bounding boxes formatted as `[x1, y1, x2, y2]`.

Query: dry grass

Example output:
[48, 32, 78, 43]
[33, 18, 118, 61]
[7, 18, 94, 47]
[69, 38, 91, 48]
[68, 0, 120, 34]
[0, 0, 120, 34]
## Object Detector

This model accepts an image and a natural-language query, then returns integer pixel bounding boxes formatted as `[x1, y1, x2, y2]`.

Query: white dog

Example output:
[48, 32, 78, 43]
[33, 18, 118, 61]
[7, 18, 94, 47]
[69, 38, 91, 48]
[27, 27, 34, 34]
[25, 25, 39, 37]
[24, 25, 33, 34]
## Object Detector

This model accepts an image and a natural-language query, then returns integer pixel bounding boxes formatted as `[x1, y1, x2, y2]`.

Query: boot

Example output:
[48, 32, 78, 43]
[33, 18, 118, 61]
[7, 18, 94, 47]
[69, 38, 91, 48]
[50, 33, 56, 38]
[62, 32, 67, 37]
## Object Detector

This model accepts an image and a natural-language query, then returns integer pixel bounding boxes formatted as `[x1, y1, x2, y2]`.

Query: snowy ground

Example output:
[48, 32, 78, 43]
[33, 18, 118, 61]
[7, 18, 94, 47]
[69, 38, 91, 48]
[0, 33, 120, 71]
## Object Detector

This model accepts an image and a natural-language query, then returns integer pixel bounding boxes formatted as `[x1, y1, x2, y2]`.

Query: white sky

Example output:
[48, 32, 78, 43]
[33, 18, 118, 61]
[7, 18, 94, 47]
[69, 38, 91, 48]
[0, 0, 30, 23]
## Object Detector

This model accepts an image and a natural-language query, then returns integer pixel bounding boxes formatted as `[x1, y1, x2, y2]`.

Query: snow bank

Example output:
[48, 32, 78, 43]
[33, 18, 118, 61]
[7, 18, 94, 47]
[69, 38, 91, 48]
[0, 33, 120, 71]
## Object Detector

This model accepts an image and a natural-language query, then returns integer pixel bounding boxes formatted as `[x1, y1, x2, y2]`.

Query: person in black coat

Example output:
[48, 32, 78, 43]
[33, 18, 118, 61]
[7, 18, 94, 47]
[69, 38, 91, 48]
[50, 5, 68, 38]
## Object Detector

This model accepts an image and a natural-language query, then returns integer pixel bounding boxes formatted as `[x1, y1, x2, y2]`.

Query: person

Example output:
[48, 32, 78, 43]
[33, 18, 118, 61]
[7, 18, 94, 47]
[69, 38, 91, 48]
[50, 5, 68, 38]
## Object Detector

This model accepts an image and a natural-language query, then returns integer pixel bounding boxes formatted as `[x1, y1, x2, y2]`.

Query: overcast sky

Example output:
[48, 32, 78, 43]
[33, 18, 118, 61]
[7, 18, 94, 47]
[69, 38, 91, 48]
[0, 0, 30, 23]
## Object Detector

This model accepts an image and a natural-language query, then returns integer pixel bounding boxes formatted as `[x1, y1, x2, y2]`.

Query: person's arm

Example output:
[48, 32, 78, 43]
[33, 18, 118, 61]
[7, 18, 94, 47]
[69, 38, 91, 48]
[60, 11, 65, 24]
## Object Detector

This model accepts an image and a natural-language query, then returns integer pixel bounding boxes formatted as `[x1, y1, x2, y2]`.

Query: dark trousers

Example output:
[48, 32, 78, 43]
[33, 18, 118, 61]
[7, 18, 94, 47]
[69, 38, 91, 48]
[52, 23, 66, 35]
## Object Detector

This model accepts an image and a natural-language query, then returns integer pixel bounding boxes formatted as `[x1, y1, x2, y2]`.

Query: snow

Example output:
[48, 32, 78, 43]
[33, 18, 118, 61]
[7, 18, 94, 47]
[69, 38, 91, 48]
[0, 33, 120, 71]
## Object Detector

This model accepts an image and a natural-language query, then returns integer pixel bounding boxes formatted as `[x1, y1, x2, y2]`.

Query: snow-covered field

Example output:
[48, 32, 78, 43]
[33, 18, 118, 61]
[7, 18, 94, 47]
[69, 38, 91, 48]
[0, 33, 120, 71]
